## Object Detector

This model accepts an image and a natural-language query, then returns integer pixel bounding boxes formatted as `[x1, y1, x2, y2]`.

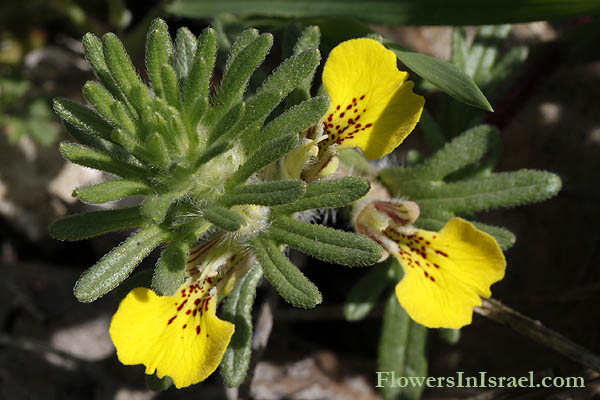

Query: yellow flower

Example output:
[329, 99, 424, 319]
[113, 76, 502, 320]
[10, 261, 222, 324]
[354, 199, 506, 329]
[320, 38, 425, 161]
[109, 237, 253, 388]
[110, 281, 234, 388]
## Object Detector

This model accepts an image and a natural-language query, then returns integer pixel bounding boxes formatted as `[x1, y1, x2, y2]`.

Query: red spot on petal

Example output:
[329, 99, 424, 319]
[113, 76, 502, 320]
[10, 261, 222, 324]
[194, 298, 201, 305]
[167, 316, 177, 325]
[434, 263, 440, 269]
[360, 95, 365, 100]
[196, 326, 201, 335]
[424, 271, 429, 278]
[435, 250, 449, 257]
[346, 104, 352, 110]
[177, 299, 188, 311]
[340, 112, 345, 118]
[183, 324, 187, 329]
[365, 123, 372, 128]
[430, 276, 436, 282]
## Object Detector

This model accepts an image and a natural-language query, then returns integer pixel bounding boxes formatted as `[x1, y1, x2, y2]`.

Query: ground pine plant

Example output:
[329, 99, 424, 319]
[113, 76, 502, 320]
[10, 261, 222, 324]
[50, 18, 561, 395]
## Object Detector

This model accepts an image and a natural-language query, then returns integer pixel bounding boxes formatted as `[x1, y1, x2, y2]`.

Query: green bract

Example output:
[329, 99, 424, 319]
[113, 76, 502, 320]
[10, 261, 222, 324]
[50, 19, 380, 306]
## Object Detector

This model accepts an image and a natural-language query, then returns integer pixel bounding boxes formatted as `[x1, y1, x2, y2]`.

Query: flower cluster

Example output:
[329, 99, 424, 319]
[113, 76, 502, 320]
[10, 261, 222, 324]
[55, 21, 507, 389]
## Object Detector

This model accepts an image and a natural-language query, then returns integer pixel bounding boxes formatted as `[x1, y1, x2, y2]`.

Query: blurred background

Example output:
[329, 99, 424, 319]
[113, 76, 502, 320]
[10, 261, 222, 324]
[1, 1, 599, 399]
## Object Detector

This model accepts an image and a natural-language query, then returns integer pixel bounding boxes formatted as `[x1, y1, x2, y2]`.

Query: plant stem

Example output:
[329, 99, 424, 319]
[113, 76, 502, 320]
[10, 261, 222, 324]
[476, 297, 600, 372]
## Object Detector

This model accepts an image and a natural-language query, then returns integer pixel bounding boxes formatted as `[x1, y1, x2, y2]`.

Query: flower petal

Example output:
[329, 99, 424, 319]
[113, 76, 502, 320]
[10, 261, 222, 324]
[109, 282, 234, 388]
[385, 218, 505, 328]
[321, 38, 425, 160]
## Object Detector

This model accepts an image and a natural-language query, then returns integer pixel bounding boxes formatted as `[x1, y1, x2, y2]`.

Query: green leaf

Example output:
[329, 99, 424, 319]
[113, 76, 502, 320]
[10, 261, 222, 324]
[380, 125, 500, 186]
[223, 180, 306, 207]
[224, 29, 259, 75]
[257, 48, 320, 97]
[252, 237, 321, 308]
[145, 374, 173, 392]
[146, 18, 174, 100]
[82, 81, 119, 127]
[160, 63, 182, 110]
[152, 238, 189, 296]
[74, 225, 169, 302]
[408, 170, 563, 214]
[274, 176, 370, 214]
[54, 98, 115, 141]
[270, 216, 381, 266]
[193, 140, 234, 170]
[287, 25, 321, 104]
[227, 133, 297, 187]
[388, 43, 493, 111]
[183, 27, 217, 111]
[63, 124, 137, 165]
[59, 142, 147, 181]
[344, 259, 395, 321]
[49, 207, 145, 241]
[102, 32, 142, 100]
[204, 206, 246, 231]
[141, 192, 181, 224]
[210, 33, 273, 123]
[246, 96, 329, 152]
[169, 0, 600, 26]
[210, 101, 245, 143]
[82, 33, 127, 103]
[74, 179, 152, 204]
[174, 27, 198, 83]
[221, 264, 263, 387]
[378, 290, 428, 400]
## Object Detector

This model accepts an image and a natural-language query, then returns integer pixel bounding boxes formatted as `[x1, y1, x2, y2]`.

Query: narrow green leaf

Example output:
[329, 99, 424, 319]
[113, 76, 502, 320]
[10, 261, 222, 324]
[49, 207, 144, 241]
[146, 18, 173, 100]
[141, 192, 180, 224]
[246, 95, 329, 153]
[344, 259, 395, 321]
[270, 216, 381, 266]
[160, 63, 182, 109]
[63, 123, 137, 165]
[146, 132, 172, 169]
[252, 237, 321, 308]
[287, 25, 321, 104]
[74, 225, 169, 302]
[223, 180, 306, 207]
[183, 27, 217, 111]
[193, 140, 234, 170]
[409, 170, 562, 214]
[59, 142, 147, 180]
[204, 206, 246, 231]
[389, 43, 493, 111]
[224, 29, 259, 76]
[82, 81, 118, 126]
[210, 33, 273, 123]
[174, 27, 198, 83]
[169, 0, 600, 26]
[74, 179, 152, 204]
[221, 264, 263, 387]
[257, 48, 320, 97]
[380, 125, 500, 187]
[82, 33, 126, 102]
[209, 102, 245, 143]
[378, 290, 428, 400]
[227, 133, 297, 187]
[54, 98, 114, 141]
[274, 176, 370, 214]
[153, 239, 190, 296]
[102, 33, 142, 99]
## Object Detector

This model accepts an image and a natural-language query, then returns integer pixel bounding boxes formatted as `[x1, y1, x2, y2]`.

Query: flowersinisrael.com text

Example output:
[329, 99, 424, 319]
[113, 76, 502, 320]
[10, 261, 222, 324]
[376, 371, 585, 389]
